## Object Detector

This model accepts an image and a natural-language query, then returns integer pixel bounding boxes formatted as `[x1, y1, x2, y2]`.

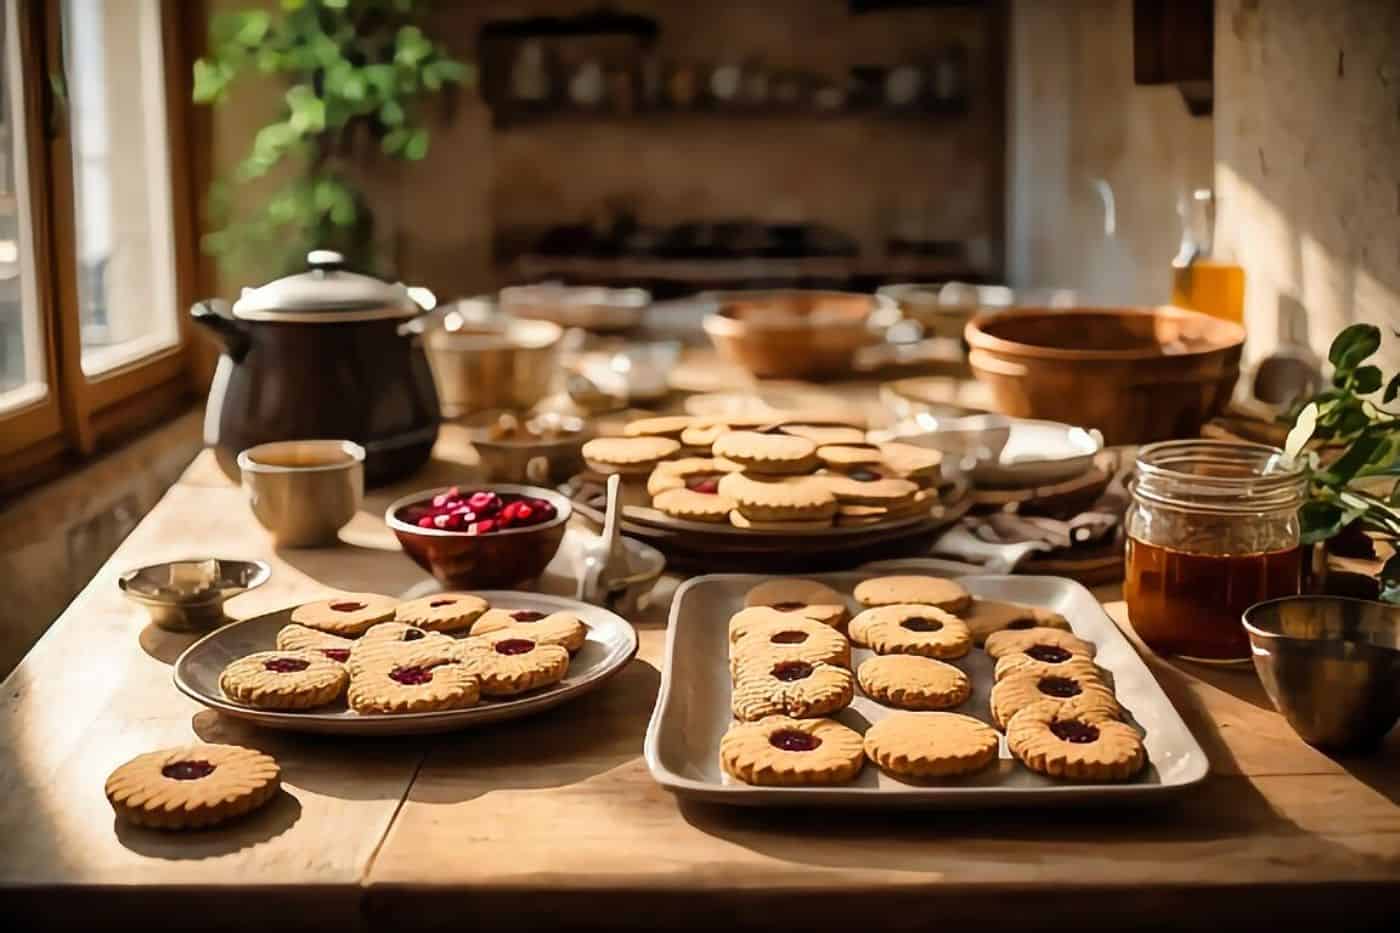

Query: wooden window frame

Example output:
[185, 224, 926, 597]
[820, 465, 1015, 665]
[0, 0, 206, 493]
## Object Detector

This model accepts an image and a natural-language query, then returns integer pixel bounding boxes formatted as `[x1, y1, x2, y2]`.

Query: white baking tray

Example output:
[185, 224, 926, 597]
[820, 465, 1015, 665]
[644, 567, 1208, 807]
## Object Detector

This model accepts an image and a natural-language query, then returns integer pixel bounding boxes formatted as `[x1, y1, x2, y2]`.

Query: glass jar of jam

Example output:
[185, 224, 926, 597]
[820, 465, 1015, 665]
[1125, 440, 1305, 663]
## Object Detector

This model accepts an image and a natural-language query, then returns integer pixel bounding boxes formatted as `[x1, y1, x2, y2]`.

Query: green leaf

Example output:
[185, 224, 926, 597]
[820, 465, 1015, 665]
[378, 98, 405, 126]
[403, 128, 429, 160]
[1299, 500, 1354, 545]
[1380, 552, 1400, 604]
[236, 10, 270, 46]
[1284, 402, 1318, 462]
[363, 64, 397, 97]
[286, 85, 325, 133]
[323, 0, 349, 8]
[422, 62, 444, 91]
[381, 127, 410, 155]
[192, 59, 230, 103]
[1328, 323, 1381, 373]
[1385, 374, 1400, 404]
[1317, 431, 1388, 486]
[1353, 365, 1383, 394]
[396, 25, 432, 67]
[329, 195, 357, 226]
[434, 59, 471, 85]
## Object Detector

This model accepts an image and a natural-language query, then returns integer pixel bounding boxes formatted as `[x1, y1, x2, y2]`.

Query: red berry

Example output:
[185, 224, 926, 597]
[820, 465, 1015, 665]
[473, 519, 496, 535]
[417, 516, 435, 528]
[432, 514, 451, 529]
[515, 504, 534, 522]
[468, 491, 499, 513]
[444, 513, 465, 530]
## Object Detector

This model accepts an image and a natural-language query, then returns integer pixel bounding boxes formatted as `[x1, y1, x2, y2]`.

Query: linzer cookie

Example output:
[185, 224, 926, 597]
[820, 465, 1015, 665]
[814, 472, 919, 506]
[720, 716, 865, 786]
[863, 712, 1000, 780]
[712, 431, 817, 475]
[290, 593, 397, 636]
[728, 610, 851, 673]
[654, 487, 736, 523]
[220, 650, 348, 709]
[743, 578, 848, 628]
[848, 604, 971, 659]
[1007, 701, 1146, 781]
[717, 473, 836, 522]
[989, 669, 1121, 730]
[994, 648, 1105, 684]
[646, 457, 742, 496]
[582, 436, 681, 475]
[393, 592, 489, 632]
[471, 607, 588, 653]
[275, 623, 354, 664]
[853, 575, 972, 613]
[355, 621, 453, 654]
[623, 415, 694, 439]
[962, 598, 1072, 645]
[731, 656, 854, 720]
[875, 442, 943, 481]
[460, 630, 570, 696]
[984, 626, 1096, 661]
[778, 424, 867, 447]
[346, 641, 481, 714]
[856, 655, 971, 710]
[105, 743, 280, 830]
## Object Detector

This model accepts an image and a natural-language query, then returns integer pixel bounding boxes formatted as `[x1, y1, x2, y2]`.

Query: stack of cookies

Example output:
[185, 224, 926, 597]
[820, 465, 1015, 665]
[581, 415, 945, 530]
[718, 574, 1147, 787]
[217, 592, 588, 715]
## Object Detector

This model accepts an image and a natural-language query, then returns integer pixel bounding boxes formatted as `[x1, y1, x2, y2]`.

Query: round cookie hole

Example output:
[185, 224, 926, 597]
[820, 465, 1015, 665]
[1026, 644, 1073, 663]
[685, 475, 722, 494]
[511, 610, 547, 622]
[402, 628, 426, 642]
[769, 630, 809, 645]
[1007, 619, 1037, 631]
[428, 599, 456, 608]
[329, 601, 366, 612]
[769, 602, 807, 612]
[768, 729, 822, 752]
[1050, 720, 1100, 744]
[161, 760, 216, 781]
[771, 660, 814, 682]
[1037, 676, 1082, 698]
[390, 665, 435, 685]
[848, 468, 883, 482]
[494, 638, 536, 656]
[321, 648, 350, 663]
[264, 657, 310, 673]
[900, 617, 944, 633]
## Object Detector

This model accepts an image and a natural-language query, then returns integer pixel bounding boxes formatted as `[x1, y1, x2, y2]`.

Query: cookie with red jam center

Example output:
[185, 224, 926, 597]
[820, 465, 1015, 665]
[470, 608, 588, 653]
[105, 743, 280, 830]
[219, 650, 348, 709]
[719, 716, 865, 786]
[460, 630, 570, 696]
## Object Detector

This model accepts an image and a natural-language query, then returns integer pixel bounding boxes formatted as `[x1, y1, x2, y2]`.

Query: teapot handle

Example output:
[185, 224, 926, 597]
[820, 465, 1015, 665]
[190, 300, 251, 363]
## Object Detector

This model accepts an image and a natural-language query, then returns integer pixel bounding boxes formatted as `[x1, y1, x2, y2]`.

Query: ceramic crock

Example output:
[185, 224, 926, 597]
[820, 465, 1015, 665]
[192, 250, 440, 487]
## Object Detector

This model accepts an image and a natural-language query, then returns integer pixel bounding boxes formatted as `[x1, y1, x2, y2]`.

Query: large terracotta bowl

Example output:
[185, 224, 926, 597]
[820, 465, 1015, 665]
[385, 484, 571, 589]
[702, 290, 890, 379]
[965, 306, 1245, 445]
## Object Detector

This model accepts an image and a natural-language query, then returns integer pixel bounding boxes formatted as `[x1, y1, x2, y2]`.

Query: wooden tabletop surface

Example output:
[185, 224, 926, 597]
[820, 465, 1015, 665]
[3, 434, 1398, 931]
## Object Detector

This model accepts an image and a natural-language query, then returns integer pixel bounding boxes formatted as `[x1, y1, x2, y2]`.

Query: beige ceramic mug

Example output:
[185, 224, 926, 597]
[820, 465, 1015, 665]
[237, 440, 365, 548]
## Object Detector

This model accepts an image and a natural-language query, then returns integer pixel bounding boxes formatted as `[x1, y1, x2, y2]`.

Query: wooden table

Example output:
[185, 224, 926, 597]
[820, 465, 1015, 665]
[3, 439, 1399, 932]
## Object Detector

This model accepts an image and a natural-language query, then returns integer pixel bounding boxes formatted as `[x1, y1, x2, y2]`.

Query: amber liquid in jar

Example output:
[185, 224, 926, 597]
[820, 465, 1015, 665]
[1125, 537, 1302, 661]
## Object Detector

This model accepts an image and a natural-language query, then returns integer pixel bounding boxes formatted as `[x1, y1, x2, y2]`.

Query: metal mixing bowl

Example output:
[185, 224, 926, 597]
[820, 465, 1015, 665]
[1243, 596, 1400, 753]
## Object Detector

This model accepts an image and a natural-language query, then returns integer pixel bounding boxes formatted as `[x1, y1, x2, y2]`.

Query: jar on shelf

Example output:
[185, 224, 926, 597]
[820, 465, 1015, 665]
[1124, 440, 1306, 663]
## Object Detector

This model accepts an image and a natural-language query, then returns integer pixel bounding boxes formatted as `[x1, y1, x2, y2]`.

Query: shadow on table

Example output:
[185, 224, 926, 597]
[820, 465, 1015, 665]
[138, 622, 205, 666]
[114, 788, 301, 860]
[1322, 731, 1400, 806]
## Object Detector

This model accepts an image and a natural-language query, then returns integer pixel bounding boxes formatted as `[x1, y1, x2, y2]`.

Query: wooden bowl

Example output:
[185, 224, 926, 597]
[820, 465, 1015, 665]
[702, 290, 886, 379]
[965, 306, 1244, 445]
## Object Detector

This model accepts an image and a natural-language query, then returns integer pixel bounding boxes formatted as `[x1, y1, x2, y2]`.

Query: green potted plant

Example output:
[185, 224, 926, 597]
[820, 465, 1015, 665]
[193, 0, 472, 277]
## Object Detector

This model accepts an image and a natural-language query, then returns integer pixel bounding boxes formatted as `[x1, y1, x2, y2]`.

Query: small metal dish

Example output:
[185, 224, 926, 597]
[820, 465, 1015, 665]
[465, 410, 593, 484]
[1243, 596, 1400, 753]
[119, 558, 271, 632]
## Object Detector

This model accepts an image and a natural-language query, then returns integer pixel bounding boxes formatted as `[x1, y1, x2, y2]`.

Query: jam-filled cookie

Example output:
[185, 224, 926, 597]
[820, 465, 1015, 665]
[353, 621, 454, 660]
[863, 711, 1000, 780]
[290, 593, 398, 636]
[994, 648, 1106, 684]
[731, 656, 854, 721]
[105, 743, 280, 830]
[717, 473, 837, 522]
[989, 669, 1121, 730]
[623, 415, 695, 439]
[720, 715, 865, 786]
[853, 575, 971, 613]
[646, 457, 744, 496]
[728, 610, 851, 674]
[460, 630, 570, 696]
[778, 424, 867, 447]
[743, 578, 849, 628]
[470, 607, 588, 653]
[347, 641, 481, 714]
[1007, 701, 1146, 781]
[983, 626, 1096, 661]
[712, 431, 818, 475]
[275, 623, 354, 664]
[582, 436, 682, 475]
[961, 598, 1072, 645]
[219, 650, 348, 709]
[393, 592, 489, 632]
[856, 654, 971, 710]
[848, 604, 972, 660]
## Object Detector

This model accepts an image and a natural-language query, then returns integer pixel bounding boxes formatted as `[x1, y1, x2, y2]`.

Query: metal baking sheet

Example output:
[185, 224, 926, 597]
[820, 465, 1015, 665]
[645, 567, 1208, 807]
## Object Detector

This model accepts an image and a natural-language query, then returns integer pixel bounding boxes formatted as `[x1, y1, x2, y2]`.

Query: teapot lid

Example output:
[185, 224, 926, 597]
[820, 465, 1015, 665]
[231, 250, 418, 323]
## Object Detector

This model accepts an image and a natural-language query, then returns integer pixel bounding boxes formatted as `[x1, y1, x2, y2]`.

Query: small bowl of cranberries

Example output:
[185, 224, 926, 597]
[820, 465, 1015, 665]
[385, 484, 571, 589]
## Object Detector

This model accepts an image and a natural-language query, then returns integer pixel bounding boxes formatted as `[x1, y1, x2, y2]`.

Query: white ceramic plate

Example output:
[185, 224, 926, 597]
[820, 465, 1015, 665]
[174, 592, 638, 736]
[972, 420, 1103, 487]
[644, 567, 1208, 807]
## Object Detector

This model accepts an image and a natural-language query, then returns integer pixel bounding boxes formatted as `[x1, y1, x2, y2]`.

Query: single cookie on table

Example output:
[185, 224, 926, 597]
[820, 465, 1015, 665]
[582, 436, 682, 475]
[105, 743, 280, 830]
[728, 511, 834, 531]
[863, 712, 1000, 780]
[654, 487, 737, 523]
[875, 442, 943, 481]
[460, 630, 570, 696]
[983, 626, 1096, 661]
[712, 431, 818, 475]
[728, 610, 851, 674]
[679, 420, 730, 449]
[645, 457, 743, 496]
[814, 444, 886, 470]
[857, 654, 971, 710]
[848, 604, 972, 660]
[623, 415, 694, 439]
[393, 592, 489, 633]
[731, 656, 854, 720]
[290, 593, 398, 636]
[471, 607, 588, 653]
[720, 716, 865, 786]
[275, 623, 354, 664]
[961, 598, 1072, 645]
[717, 473, 836, 522]
[743, 578, 849, 628]
[994, 648, 1106, 684]
[813, 472, 919, 506]
[853, 575, 972, 613]
[778, 424, 867, 447]
[989, 669, 1121, 730]
[220, 650, 348, 710]
[346, 641, 481, 714]
[1007, 701, 1146, 781]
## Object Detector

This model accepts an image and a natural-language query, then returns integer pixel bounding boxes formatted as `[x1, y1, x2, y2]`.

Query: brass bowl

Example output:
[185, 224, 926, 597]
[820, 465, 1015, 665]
[420, 315, 562, 417]
[119, 558, 271, 631]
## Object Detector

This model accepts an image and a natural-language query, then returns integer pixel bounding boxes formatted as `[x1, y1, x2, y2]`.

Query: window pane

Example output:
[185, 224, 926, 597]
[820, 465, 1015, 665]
[0, 0, 46, 412]
[64, 0, 179, 377]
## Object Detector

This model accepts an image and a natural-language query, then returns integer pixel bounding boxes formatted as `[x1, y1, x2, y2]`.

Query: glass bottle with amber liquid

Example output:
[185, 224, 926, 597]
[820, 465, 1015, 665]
[1171, 189, 1245, 325]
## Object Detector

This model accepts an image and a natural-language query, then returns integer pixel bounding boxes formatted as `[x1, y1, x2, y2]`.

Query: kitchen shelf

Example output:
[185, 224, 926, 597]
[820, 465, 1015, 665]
[492, 103, 969, 131]
[506, 254, 982, 285]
